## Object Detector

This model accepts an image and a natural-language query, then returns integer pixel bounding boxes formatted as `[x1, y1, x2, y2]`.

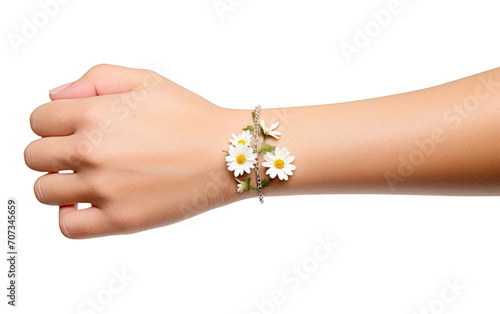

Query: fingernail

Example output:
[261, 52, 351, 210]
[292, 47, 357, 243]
[49, 82, 72, 95]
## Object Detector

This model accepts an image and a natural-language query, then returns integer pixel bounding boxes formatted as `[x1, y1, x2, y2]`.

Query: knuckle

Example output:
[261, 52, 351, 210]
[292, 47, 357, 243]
[70, 132, 109, 168]
[59, 217, 74, 239]
[142, 68, 159, 79]
[78, 172, 112, 202]
[71, 141, 93, 165]
[72, 142, 107, 168]
[30, 101, 61, 135]
[24, 143, 34, 168]
[88, 63, 113, 76]
[29, 107, 39, 133]
[140, 69, 163, 86]
[80, 104, 102, 124]
[53, 142, 80, 170]
[66, 142, 84, 165]
[33, 177, 48, 204]
[86, 174, 111, 199]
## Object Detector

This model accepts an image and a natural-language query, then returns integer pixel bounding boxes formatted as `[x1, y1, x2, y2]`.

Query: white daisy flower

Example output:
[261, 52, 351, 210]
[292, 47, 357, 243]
[262, 146, 296, 180]
[259, 119, 281, 139]
[235, 178, 251, 193]
[225, 143, 257, 177]
[230, 130, 253, 146]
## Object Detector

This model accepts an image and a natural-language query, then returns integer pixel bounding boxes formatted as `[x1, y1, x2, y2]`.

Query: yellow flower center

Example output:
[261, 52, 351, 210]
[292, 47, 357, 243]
[237, 139, 247, 145]
[236, 154, 246, 165]
[274, 159, 285, 169]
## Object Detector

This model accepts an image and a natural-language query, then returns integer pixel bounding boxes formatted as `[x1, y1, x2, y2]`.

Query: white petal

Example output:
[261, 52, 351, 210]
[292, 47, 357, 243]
[259, 119, 266, 129]
[284, 155, 295, 164]
[285, 164, 296, 171]
[275, 146, 281, 157]
[228, 162, 237, 171]
[243, 164, 251, 173]
[270, 122, 279, 130]
[228, 145, 236, 155]
[283, 167, 293, 175]
[280, 147, 289, 159]
[226, 156, 236, 162]
[232, 134, 239, 141]
[268, 168, 277, 179]
[236, 167, 243, 177]
[277, 170, 285, 180]
[269, 131, 281, 139]
[262, 161, 273, 168]
[264, 153, 276, 162]
[242, 146, 252, 155]
[234, 144, 243, 153]
[275, 148, 285, 159]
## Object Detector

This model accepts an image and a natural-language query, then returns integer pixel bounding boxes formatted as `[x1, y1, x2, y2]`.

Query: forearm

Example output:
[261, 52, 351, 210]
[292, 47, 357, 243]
[227, 67, 500, 200]
[26, 64, 500, 238]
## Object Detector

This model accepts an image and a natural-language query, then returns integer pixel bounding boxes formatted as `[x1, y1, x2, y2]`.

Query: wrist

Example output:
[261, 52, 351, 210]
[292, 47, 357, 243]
[218, 106, 299, 203]
[213, 107, 255, 204]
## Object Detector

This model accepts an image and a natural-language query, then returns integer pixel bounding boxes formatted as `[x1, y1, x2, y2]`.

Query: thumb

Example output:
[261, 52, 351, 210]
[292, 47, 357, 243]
[49, 64, 161, 100]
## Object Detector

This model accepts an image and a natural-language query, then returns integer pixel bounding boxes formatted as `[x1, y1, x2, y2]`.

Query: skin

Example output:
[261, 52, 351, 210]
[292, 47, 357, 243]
[25, 64, 500, 239]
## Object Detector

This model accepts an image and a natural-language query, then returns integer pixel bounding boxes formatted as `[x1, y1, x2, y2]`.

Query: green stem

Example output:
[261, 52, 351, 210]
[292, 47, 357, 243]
[258, 137, 267, 154]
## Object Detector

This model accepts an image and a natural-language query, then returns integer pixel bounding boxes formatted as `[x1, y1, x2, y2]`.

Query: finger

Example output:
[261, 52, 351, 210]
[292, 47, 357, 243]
[59, 205, 113, 239]
[49, 64, 162, 100]
[34, 172, 94, 206]
[30, 99, 88, 136]
[25, 136, 80, 172]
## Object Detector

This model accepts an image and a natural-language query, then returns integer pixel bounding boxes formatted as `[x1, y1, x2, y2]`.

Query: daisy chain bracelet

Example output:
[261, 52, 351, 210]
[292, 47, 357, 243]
[223, 105, 296, 203]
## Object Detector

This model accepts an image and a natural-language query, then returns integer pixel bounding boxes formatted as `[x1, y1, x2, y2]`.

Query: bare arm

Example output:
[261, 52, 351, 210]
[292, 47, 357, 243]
[25, 65, 500, 239]
[231, 67, 500, 199]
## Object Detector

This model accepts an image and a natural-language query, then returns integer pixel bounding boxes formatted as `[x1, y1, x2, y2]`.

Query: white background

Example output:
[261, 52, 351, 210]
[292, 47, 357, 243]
[1, 0, 500, 313]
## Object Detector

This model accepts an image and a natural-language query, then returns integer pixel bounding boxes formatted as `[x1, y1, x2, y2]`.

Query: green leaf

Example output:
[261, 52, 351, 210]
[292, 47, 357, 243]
[243, 125, 254, 131]
[259, 145, 276, 154]
[261, 179, 271, 188]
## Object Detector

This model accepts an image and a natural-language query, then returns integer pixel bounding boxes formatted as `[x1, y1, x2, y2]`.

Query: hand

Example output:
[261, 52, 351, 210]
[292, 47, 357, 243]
[25, 64, 249, 239]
